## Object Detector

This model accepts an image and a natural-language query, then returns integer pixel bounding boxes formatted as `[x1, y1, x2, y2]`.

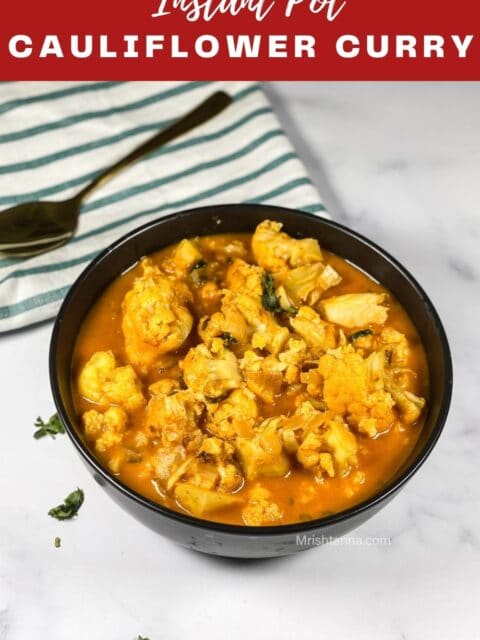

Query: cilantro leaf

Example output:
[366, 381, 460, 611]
[48, 488, 84, 520]
[261, 272, 297, 316]
[348, 329, 373, 343]
[261, 272, 283, 313]
[33, 414, 65, 440]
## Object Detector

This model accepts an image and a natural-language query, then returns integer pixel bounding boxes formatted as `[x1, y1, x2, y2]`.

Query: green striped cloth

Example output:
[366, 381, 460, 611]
[0, 81, 326, 332]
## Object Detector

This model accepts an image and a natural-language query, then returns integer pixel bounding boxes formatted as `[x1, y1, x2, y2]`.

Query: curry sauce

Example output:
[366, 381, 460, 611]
[72, 221, 428, 526]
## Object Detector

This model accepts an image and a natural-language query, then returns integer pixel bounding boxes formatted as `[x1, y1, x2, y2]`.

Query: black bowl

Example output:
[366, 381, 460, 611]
[50, 204, 452, 558]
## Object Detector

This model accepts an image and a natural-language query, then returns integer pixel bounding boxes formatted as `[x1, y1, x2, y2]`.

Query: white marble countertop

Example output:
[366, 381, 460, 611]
[1, 82, 479, 640]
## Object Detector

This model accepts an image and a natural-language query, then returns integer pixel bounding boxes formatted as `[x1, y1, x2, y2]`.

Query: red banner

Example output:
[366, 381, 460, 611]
[1, 0, 480, 79]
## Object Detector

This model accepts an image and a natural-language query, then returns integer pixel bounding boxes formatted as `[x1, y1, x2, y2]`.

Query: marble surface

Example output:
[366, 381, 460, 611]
[1, 82, 479, 640]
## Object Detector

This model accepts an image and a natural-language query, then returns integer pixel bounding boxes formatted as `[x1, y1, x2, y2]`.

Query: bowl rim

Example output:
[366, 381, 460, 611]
[50, 204, 453, 536]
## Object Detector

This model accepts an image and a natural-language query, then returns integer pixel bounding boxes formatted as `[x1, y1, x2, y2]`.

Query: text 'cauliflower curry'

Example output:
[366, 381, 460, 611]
[73, 220, 428, 525]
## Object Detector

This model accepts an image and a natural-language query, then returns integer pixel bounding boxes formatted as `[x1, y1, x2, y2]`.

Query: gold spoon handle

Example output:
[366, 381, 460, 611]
[75, 90, 232, 202]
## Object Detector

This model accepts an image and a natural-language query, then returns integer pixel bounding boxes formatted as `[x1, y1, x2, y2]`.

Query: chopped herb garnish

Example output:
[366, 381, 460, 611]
[219, 332, 238, 348]
[349, 329, 373, 343]
[137, 636, 150, 640]
[283, 306, 298, 317]
[191, 259, 207, 271]
[54, 536, 61, 548]
[33, 414, 65, 440]
[261, 272, 298, 316]
[261, 272, 282, 313]
[48, 488, 84, 521]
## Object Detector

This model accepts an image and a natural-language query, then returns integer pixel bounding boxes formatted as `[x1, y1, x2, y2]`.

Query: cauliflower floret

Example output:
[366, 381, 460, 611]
[225, 259, 264, 297]
[78, 351, 145, 412]
[165, 436, 243, 494]
[207, 388, 258, 439]
[356, 390, 396, 437]
[278, 338, 309, 384]
[282, 426, 301, 454]
[198, 301, 250, 347]
[321, 293, 388, 328]
[282, 400, 325, 455]
[122, 259, 193, 373]
[318, 348, 368, 411]
[276, 262, 342, 306]
[229, 291, 290, 355]
[202, 289, 289, 355]
[321, 419, 358, 472]
[148, 378, 180, 397]
[154, 445, 188, 482]
[240, 350, 286, 403]
[317, 263, 342, 289]
[294, 408, 358, 479]
[297, 432, 336, 478]
[381, 327, 410, 367]
[82, 406, 128, 453]
[290, 306, 337, 355]
[235, 417, 290, 481]
[242, 485, 283, 526]
[349, 328, 411, 369]
[357, 330, 423, 426]
[315, 346, 396, 437]
[199, 436, 230, 457]
[181, 338, 242, 400]
[365, 350, 387, 391]
[387, 384, 425, 424]
[144, 388, 206, 447]
[192, 438, 243, 491]
[252, 220, 323, 272]
[162, 239, 203, 278]
[295, 399, 326, 421]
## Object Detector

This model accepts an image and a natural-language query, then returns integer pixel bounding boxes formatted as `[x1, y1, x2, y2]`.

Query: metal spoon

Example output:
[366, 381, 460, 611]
[0, 91, 232, 259]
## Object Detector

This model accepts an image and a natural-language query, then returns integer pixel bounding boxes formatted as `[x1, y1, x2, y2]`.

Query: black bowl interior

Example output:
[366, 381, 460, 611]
[50, 204, 452, 534]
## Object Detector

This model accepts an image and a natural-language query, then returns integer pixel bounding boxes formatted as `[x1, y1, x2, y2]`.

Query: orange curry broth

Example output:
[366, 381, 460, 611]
[72, 233, 429, 525]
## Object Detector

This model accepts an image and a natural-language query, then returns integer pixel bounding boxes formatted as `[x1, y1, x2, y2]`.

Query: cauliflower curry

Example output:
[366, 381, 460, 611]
[73, 220, 428, 526]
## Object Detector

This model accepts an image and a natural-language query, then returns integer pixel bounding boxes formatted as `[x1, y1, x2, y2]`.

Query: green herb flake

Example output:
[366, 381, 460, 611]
[191, 259, 207, 271]
[261, 272, 298, 316]
[348, 329, 373, 343]
[219, 332, 238, 348]
[261, 272, 282, 313]
[137, 636, 151, 640]
[54, 536, 61, 548]
[283, 305, 298, 317]
[33, 414, 65, 440]
[48, 488, 84, 521]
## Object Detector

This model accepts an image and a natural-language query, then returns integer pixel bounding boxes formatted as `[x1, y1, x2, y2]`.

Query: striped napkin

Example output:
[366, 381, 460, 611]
[0, 81, 326, 333]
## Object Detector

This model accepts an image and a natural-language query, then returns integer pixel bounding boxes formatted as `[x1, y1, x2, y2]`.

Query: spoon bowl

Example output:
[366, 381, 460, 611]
[0, 198, 79, 257]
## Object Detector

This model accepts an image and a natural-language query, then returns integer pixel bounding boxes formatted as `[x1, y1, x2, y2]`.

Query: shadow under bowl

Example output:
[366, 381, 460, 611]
[50, 204, 452, 558]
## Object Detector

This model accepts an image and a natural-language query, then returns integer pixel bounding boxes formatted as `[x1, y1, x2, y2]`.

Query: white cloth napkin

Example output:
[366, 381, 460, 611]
[0, 81, 326, 332]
